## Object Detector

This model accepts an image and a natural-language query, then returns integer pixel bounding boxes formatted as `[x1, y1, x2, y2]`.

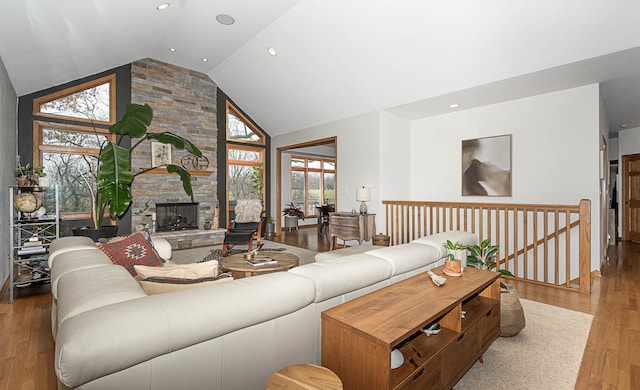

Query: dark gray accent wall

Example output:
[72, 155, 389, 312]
[216, 89, 271, 227]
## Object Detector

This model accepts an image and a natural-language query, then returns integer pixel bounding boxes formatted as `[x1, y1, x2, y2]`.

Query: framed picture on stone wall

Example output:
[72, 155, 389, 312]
[151, 141, 172, 167]
[462, 134, 512, 196]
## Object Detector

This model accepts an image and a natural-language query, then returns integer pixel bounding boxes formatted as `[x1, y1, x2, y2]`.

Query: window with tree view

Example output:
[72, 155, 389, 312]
[226, 102, 266, 221]
[290, 156, 335, 216]
[32, 75, 115, 217]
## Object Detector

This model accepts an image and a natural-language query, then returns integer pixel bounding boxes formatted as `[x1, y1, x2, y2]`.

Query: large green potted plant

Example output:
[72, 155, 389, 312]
[73, 103, 202, 240]
[466, 238, 525, 337]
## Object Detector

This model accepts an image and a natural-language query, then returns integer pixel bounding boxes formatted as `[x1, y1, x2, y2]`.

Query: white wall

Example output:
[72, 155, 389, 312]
[0, 56, 18, 287]
[273, 85, 604, 271]
[619, 126, 640, 159]
[609, 137, 619, 160]
[272, 112, 384, 232]
[409, 84, 602, 270]
[379, 111, 411, 202]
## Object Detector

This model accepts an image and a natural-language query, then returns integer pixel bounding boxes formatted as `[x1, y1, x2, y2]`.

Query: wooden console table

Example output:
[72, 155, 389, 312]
[328, 213, 376, 250]
[321, 267, 500, 389]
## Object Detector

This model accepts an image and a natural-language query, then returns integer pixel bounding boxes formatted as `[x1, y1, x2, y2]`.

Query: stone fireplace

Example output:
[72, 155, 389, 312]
[129, 58, 219, 237]
[155, 202, 199, 232]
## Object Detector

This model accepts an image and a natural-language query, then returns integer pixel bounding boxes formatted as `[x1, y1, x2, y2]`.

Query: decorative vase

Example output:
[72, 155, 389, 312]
[500, 284, 526, 337]
[444, 260, 462, 276]
[204, 220, 212, 230]
[265, 222, 275, 237]
[16, 177, 28, 187]
[213, 205, 220, 230]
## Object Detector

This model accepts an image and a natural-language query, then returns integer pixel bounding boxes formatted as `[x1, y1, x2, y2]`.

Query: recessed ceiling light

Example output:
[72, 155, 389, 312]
[449, 103, 460, 108]
[156, 3, 170, 10]
[267, 47, 277, 56]
[216, 14, 235, 25]
[620, 124, 628, 128]
[202, 58, 208, 62]
[169, 48, 176, 52]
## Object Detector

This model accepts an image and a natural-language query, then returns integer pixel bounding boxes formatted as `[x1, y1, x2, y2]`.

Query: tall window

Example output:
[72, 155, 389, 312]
[290, 155, 335, 216]
[226, 102, 266, 221]
[32, 75, 116, 217]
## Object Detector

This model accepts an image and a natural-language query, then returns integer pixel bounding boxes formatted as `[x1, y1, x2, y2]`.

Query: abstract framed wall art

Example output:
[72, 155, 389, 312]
[461, 134, 512, 196]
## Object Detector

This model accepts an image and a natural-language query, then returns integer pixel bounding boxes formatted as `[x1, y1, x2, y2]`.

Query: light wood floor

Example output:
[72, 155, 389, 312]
[0, 226, 636, 389]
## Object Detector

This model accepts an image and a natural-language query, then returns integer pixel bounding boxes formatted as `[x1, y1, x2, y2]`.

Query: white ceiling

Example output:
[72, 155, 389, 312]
[1, 0, 640, 138]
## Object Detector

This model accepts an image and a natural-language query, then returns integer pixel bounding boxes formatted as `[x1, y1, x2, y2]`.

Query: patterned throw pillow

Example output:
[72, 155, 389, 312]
[98, 231, 164, 276]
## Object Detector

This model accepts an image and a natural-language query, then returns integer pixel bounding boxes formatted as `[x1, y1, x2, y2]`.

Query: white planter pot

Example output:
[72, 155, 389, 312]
[284, 215, 299, 228]
[447, 249, 468, 269]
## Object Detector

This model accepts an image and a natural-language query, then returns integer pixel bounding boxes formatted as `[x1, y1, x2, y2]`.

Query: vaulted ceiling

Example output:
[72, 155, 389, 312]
[1, 0, 640, 138]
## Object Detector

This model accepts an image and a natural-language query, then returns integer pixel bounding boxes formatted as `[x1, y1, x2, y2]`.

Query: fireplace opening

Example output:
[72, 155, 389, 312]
[156, 202, 199, 232]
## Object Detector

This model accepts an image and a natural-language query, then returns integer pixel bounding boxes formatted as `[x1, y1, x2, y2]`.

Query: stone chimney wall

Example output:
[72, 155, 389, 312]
[130, 58, 218, 231]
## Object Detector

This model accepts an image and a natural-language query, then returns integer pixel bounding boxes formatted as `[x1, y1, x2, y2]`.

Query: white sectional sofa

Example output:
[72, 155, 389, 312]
[49, 230, 476, 389]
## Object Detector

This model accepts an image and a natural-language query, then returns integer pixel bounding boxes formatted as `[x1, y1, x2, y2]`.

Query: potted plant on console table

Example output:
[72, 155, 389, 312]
[73, 103, 203, 241]
[466, 238, 525, 337]
[443, 240, 466, 276]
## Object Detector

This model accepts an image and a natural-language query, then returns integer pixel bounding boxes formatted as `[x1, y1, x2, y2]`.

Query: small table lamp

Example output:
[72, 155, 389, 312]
[356, 186, 370, 214]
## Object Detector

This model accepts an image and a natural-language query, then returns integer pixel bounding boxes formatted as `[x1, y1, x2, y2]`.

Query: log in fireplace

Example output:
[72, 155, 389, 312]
[155, 202, 199, 232]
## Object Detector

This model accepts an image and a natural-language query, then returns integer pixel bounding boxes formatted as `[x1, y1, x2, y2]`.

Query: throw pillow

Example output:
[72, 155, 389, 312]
[134, 260, 219, 280]
[97, 231, 164, 276]
[139, 274, 233, 295]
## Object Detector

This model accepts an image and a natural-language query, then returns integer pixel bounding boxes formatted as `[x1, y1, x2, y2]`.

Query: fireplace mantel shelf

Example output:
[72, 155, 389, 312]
[143, 168, 212, 176]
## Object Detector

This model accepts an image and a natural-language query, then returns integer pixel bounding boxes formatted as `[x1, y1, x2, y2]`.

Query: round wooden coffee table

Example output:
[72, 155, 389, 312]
[221, 251, 299, 279]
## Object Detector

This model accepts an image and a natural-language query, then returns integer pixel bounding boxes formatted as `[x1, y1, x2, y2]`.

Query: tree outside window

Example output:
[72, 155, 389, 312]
[290, 155, 336, 217]
[32, 75, 115, 218]
[226, 102, 266, 223]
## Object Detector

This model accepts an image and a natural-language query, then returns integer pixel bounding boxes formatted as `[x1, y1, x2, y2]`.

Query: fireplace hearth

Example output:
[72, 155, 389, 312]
[156, 202, 199, 232]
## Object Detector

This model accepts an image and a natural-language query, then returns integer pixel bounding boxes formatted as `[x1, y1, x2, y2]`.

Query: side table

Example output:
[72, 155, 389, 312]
[266, 364, 342, 389]
[328, 212, 376, 250]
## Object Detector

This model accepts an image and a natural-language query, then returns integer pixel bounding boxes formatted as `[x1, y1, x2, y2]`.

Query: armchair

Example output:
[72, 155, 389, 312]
[222, 199, 264, 257]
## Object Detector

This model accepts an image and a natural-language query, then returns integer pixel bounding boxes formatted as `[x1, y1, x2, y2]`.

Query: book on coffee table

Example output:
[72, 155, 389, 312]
[245, 257, 278, 266]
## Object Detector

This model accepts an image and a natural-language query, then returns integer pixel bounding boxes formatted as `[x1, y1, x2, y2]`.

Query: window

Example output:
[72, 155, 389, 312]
[226, 102, 266, 221]
[34, 75, 115, 125]
[290, 155, 335, 216]
[227, 145, 264, 202]
[32, 76, 116, 218]
[227, 105, 265, 145]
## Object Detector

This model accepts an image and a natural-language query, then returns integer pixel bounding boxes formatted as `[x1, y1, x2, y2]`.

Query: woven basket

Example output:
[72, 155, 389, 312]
[500, 284, 526, 337]
[372, 234, 390, 246]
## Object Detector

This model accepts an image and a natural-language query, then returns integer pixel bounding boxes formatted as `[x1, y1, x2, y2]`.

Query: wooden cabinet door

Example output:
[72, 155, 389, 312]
[622, 153, 640, 241]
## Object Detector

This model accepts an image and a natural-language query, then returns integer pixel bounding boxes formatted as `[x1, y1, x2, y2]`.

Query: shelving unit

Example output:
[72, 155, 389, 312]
[321, 266, 500, 390]
[9, 185, 59, 303]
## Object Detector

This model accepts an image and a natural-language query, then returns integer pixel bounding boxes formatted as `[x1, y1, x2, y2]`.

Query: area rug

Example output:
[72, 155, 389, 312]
[455, 299, 593, 389]
[170, 242, 318, 266]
